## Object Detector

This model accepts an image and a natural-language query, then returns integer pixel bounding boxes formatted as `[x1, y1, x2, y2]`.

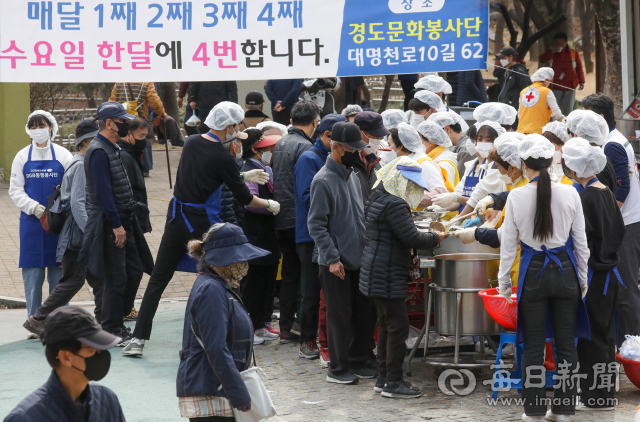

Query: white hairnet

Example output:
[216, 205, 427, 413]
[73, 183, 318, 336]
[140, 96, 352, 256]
[414, 75, 452, 94]
[25, 110, 59, 141]
[541, 121, 570, 143]
[566, 109, 609, 146]
[512, 132, 526, 141]
[562, 137, 607, 178]
[427, 112, 455, 128]
[494, 132, 523, 169]
[472, 103, 518, 125]
[256, 121, 288, 137]
[518, 133, 555, 161]
[449, 110, 470, 133]
[531, 67, 555, 83]
[205, 102, 245, 130]
[396, 122, 424, 153]
[341, 104, 363, 117]
[381, 109, 407, 129]
[414, 90, 444, 111]
[416, 121, 452, 148]
[475, 120, 506, 136]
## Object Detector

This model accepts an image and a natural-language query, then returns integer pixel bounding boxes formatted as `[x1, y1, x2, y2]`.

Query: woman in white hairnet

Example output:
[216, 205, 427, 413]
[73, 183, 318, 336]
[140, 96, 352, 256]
[416, 121, 459, 190]
[428, 112, 473, 174]
[561, 138, 624, 412]
[406, 90, 442, 130]
[414, 74, 452, 110]
[341, 104, 363, 122]
[517, 67, 564, 134]
[498, 134, 590, 422]
[541, 121, 573, 184]
[8, 111, 73, 332]
[473, 102, 518, 132]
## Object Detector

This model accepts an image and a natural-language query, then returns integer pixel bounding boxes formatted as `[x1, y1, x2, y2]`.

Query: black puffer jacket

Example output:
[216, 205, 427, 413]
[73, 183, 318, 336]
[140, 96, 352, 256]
[359, 185, 440, 300]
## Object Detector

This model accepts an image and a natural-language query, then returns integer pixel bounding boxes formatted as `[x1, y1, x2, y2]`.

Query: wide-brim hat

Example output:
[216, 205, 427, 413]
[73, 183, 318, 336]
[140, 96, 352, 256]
[397, 165, 428, 190]
[253, 137, 279, 149]
[204, 223, 271, 267]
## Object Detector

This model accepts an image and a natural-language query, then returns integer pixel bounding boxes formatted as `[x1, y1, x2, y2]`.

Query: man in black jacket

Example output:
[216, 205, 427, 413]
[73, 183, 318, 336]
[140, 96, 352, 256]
[190, 81, 239, 132]
[496, 47, 531, 112]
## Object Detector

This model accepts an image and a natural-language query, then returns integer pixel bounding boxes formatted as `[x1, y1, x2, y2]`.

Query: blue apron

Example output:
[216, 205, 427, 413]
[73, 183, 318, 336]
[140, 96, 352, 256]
[459, 158, 486, 213]
[19, 144, 65, 268]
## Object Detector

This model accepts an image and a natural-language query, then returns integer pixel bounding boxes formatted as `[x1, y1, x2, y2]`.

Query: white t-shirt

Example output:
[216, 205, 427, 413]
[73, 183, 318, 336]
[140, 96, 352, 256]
[409, 151, 446, 191]
[433, 149, 458, 186]
[607, 129, 640, 226]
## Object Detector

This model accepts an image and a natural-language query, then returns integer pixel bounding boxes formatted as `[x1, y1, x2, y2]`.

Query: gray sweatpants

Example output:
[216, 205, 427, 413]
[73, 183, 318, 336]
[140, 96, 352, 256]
[552, 89, 576, 116]
[616, 221, 640, 346]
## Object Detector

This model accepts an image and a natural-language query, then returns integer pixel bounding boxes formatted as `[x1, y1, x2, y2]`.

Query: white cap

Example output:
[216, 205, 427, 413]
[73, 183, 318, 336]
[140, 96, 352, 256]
[257, 121, 288, 137]
[566, 109, 609, 146]
[541, 121, 570, 143]
[381, 109, 407, 129]
[518, 133, 555, 161]
[25, 110, 59, 141]
[341, 104, 363, 117]
[205, 102, 245, 130]
[494, 132, 523, 169]
[475, 120, 507, 136]
[396, 122, 424, 153]
[531, 67, 555, 83]
[414, 90, 444, 111]
[414, 75, 452, 94]
[562, 137, 607, 178]
[472, 103, 518, 125]
[416, 121, 452, 148]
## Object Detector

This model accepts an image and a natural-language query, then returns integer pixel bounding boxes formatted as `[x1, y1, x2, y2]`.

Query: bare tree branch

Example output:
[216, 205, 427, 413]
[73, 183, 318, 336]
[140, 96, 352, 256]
[498, 4, 519, 47]
[518, 14, 568, 57]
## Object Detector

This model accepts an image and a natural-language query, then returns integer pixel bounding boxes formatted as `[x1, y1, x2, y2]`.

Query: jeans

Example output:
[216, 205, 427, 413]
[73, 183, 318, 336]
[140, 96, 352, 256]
[34, 249, 103, 321]
[552, 89, 576, 116]
[142, 136, 153, 171]
[374, 297, 409, 382]
[319, 265, 375, 375]
[22, 267, 62, 316]
[240, 264, 278, 330]
[520, 251, 580, 416]
[297, 242, 320, 343]
[276, 229, 300, 333]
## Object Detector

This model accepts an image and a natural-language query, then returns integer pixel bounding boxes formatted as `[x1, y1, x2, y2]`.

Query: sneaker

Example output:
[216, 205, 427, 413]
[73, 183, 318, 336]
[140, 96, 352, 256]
[255, 328, 279, 341]
[271, 314, 279, 321]
[575, 400, 614, 411]
[264, 322, 280, 335]
[124, 307, 138, 321]
[291, 322, 301, 334]
[319, 348, 330, 368]
[502, 343, 515, 356]
[279, 331, 300, 344]
[253, 334, 266, 345]
[23, 316, 44, 337]
[522, 414, 545, 422]
[381, 380, 423, 398]
[326, 370, 359, 385]
[373, 377, 386, 392]
[544, 410, 570, 421]
[116, 327, 133, 347]
[27, 333, 40, 340]
[352, 364, 378, 379]
[122, 338, 144, 356]
[299, 341, 320, 359]
[273, 297, 280, 309]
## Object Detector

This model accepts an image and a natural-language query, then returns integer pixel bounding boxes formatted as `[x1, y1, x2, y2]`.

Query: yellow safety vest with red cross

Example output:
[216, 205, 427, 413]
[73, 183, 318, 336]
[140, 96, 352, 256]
[517, 82, 552, 135]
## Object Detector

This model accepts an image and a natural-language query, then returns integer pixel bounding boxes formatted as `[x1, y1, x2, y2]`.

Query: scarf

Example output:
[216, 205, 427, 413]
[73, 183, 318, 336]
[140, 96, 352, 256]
[373, 156, 424, 210]
[213, 261, 249, 289]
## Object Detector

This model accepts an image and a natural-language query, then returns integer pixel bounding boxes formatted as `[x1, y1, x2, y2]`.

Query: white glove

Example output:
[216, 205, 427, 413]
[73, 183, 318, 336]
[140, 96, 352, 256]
[33, 204, 46, 218]
[427, 205, 445, 212]
[266, 200, 280, 215]
[432, 192, 458, 208]
[581, 284, 588, 299]
[499, 286, 513, 304]
[243, 169, 270, 185]
[453, 228, 476, 244]
[475, 196, 494, 215]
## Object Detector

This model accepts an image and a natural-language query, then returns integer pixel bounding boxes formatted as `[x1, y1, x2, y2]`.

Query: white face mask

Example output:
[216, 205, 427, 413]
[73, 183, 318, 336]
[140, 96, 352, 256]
[498, 173, 513, 184]
[363, 137, 382, 156]
[466, 140, 477, 156]
[30, 128, 50, 144]
[475, 142, 493, 158]
[411, 113, 425, 129]
[500, 59, 509, 67]
[260, 151, 272, 165]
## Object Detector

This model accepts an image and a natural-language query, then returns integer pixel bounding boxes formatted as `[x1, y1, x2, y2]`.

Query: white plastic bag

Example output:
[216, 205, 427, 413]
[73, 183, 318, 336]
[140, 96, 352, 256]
[620, 335, 640, 361]
[186, 113, 201, 127]
[232, 366, 277, 422]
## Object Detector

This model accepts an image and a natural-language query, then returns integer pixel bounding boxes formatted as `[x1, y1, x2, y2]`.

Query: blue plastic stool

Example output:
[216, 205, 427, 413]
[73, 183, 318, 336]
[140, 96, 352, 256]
[492, 331, 556, 399]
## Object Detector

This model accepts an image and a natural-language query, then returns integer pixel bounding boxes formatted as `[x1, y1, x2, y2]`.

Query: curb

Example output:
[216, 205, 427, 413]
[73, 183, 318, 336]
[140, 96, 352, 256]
[0, 296, 190, 310]
[0, 296, 27, 309]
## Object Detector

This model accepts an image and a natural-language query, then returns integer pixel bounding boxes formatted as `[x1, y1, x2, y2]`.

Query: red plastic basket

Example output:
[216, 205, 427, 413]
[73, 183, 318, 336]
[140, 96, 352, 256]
[478, 286, 518, 330]
[617, 353, 640, 389]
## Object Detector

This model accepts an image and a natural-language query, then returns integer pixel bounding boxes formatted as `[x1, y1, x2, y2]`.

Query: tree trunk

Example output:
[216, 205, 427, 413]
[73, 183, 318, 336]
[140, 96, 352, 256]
[378, 75, 395, 113]
[495, 18, 504, 54]
[592, 0, 622, 114]
[84, 90, 97, 108]
[578, 0, 595, 73]
[98, 83, 113, 105]
[594, 17, 606, 93]
[157, 82, 179, 120]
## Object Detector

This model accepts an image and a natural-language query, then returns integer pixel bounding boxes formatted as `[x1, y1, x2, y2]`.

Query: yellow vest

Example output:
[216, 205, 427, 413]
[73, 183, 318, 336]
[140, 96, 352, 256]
[561, 175, 574, 185]
[495, 176, 529, 286]
[517, 82, 552, 135]
[417, 153, 460, 220]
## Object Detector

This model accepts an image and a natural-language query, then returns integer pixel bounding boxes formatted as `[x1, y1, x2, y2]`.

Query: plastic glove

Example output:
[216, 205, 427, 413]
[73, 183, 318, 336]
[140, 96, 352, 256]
[427, 205, 445, 212]
[267, 200, 281, 215]
[243, 169, 270, 185]
[236, 402, 252, 412]
[499, 286, 513, 304]
[34, 204, 46, 218]
[432, 192, 458, 208]
[475, 196, 494, 215]
[464, 217, 482, 228]
[581, 284, 588, 299]
[453, 228, 476, 244]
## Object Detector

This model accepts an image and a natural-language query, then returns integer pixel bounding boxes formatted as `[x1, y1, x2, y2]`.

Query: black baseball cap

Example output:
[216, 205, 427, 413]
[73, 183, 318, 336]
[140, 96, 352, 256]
[245, 91, 264, 105]
[496, 46, 517, 59]
[353, 111, 390, 138]
[331, 122, 367, 151]
[75, 119, 99, 147]
[43, 306, 121, 350]
[96, 101, 136, 121]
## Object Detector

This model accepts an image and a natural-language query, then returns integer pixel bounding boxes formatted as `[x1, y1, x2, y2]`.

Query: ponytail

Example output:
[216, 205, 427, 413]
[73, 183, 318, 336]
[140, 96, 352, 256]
[525, 157, 554, 242]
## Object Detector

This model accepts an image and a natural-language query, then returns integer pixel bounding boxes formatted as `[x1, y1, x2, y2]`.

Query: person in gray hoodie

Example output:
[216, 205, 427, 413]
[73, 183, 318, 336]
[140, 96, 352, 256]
[308, 121, 376, 385]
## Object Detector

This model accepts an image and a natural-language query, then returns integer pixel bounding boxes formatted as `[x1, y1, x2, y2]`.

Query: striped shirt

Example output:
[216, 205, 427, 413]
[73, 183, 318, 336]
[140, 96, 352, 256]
[178, 396, 234, 418]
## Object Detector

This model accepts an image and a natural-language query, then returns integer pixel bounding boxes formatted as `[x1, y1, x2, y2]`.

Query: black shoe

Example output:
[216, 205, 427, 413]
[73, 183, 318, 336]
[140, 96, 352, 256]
[381, 380, 423, 399]
[142, 170, 149, 177]
[326, 370, 359, 385]
[373, 376, 386, 392]
[116, 327, 133, 347]
[279, 331, 300, 344]
[351, 365, 378, 379]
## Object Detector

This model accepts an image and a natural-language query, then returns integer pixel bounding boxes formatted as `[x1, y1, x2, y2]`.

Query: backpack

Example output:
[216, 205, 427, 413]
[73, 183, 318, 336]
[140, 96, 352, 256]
[40, 160, 80, 235]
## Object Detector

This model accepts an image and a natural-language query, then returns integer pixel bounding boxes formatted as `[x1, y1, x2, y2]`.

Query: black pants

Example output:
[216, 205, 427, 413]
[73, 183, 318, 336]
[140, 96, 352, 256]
[276, 229, 300, 333]
[577, 269, 618, 408]
[400, 79, 415, 111]
[297, 242, 320, 343]
[319, 265, 375, 375]
[134, 214, 210, 340]
[241, 264, 278, 330]
[122, 233, 144, 318]
[520, 252, 580, 416]
[271, 108, 291, 126]
[34, 248, 103, 321]
[189, 417, 235, 422]
[374, 297, 409, 382]
[616, 221, 640, 346]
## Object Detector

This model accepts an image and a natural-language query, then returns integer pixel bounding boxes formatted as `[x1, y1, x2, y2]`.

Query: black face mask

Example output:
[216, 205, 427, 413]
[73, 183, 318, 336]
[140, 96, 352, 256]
[134, 137, 147, 151]
[71, 350, 111, 381]
[339, 145, 361, 168]
[110, 120, 129, 138]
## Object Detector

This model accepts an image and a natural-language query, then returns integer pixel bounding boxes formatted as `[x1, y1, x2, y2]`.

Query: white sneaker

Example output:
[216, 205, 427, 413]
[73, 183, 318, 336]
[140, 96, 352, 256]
[254, 328, 279, 341]
[502, 343, 516, 356]
[522, 414, 544, 421]
[253, 334, 266, 345]
[575, 400, 614, 411]
[544, 410, 570, 421]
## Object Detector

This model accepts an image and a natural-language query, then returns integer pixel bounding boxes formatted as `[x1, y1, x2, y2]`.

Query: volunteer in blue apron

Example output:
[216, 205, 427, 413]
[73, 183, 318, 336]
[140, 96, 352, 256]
[9, 110, 72, 326]
[498, 134, 590, 421]
[562, 138, 625, 411]
[124, 102, 279, 357]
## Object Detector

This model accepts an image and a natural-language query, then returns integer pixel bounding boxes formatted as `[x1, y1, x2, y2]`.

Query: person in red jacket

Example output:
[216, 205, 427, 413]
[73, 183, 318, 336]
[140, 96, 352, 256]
[539, 32, 586, 116]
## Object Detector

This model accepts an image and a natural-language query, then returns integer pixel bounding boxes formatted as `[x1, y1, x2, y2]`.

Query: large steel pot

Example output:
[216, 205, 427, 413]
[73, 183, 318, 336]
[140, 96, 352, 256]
[432, 253, 501, 336]
[418, 234, 499, 256]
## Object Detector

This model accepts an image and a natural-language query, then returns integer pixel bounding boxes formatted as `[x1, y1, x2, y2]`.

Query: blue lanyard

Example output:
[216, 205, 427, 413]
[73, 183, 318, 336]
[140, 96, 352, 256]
[530, 176, 538, 182]
[206, 132, 222, 144]
[585, 177, 599, 188]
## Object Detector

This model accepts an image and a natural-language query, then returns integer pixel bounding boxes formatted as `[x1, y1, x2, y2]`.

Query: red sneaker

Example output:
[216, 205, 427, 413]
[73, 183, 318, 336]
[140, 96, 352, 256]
[264, 322, 280, 335]
[319, 347, 330, 368]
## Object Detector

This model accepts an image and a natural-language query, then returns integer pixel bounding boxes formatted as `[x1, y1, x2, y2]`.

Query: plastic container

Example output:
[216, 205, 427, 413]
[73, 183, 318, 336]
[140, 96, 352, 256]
[478, 286, 518, 330]
[617, 353, 640, 389]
